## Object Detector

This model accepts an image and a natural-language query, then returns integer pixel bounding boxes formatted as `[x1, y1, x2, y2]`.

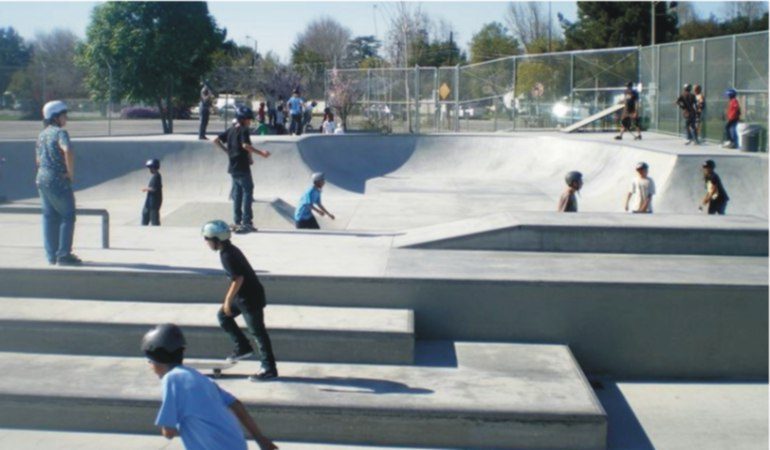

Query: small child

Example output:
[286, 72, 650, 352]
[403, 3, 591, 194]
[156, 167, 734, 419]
[625, 162, 655, 213]
[141, 158, 162, 226]
[322, 113, 336, 135]
[700, 159, 730, 215]
[142, 323, 278, 450]
[558, 171, 583, 213]
[201, 220, 278, 380]
[294, 172, 335, 229]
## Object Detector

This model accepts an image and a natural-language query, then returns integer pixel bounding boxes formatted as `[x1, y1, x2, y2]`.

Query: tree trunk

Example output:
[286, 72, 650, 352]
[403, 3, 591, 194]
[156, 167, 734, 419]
[157, 98, 170, 134]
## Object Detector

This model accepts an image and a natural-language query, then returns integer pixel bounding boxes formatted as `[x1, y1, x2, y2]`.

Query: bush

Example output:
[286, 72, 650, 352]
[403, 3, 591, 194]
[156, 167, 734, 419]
[120, 107, 160, 119]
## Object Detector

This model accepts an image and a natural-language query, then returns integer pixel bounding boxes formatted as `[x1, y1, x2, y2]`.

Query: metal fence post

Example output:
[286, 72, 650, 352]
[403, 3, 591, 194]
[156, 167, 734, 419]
[731, 34, 737, 88]
[677, 41, 682, 135]
[702, 39, 707, 139]
[511, 56, 517, 131]
[414, 65, 420, 134]
[434, 68, 439, 133]
[107, 62, 113, 137]
[655, 45, 660, 131]
[453, 64, 460, 132]
[570, 53, 575, 128]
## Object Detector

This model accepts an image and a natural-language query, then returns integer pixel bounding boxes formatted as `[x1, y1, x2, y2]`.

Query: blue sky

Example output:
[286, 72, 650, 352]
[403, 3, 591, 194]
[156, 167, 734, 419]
[0, 1, 735, 62]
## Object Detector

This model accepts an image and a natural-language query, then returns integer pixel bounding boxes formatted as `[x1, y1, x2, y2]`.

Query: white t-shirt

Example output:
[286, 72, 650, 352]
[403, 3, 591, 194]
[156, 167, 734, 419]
[629, 177, 655, 212]
[334, 124, 345, 134]
[322, 120, 336, 134]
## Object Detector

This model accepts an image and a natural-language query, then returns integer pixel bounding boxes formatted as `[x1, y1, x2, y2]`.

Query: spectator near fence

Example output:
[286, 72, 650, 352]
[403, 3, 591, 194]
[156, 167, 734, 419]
[693, 85, 706, 142]
[287, 90, 304, 136]
[199, 81, 215, 140]
[722, 89, 741, 149]
[675, 84, 699, 145]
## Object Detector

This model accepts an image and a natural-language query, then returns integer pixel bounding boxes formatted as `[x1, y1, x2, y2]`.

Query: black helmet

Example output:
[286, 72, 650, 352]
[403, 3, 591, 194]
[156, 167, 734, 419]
[142, 323, 186, 364]
[702, 159, 716, 169]
[235, 106, 255, 121]
[565, 171, 583, 186]
[145, 158, 160, 169]
[683, 83, 692, 92]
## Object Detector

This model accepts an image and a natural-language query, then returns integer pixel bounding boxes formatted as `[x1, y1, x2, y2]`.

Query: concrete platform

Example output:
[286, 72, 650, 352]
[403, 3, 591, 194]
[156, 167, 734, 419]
[0, 298, 414, 364]
[395, 211, 769, 256]
[0, 343, 608, 449]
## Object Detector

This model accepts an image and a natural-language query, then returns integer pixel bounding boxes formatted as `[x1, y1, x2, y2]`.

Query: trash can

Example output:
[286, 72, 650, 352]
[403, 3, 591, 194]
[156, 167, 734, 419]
[739, 124, 762, 152]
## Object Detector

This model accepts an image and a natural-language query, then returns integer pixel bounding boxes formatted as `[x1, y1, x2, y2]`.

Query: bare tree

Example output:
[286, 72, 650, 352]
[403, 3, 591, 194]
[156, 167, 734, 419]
[723, 1, 769, 21]
[291, 17, 352, 67]
[676, 2, 698, 26]
[505, 2, 560, 52]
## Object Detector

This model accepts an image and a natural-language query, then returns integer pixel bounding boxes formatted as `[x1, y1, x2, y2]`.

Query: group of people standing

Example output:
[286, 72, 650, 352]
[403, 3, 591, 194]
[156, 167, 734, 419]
[676, 84, 742, 148]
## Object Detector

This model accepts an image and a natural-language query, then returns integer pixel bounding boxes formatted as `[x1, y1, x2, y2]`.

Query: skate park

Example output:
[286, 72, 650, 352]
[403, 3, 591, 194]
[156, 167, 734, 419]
[0, 129, 767, 449]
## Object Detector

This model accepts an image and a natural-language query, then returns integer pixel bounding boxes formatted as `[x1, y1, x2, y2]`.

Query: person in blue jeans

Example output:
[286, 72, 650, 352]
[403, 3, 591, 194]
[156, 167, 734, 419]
[142, 323, 278, 450]
[36, 100, 81, 266]
[294, 172, 335, 229]
[287, 89, 304, 136]
[213, 106, 271, 234]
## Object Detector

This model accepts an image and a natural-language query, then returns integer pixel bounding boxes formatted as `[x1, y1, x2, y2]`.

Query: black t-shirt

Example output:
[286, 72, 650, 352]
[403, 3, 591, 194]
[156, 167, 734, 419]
[677, 93, 696, 116]
[218, 125, 252, 175]
[624, 88, 638, 113]
[219, 241, 265, 307]
[705, 172, 729, 203]
[145, 172, 162, 208]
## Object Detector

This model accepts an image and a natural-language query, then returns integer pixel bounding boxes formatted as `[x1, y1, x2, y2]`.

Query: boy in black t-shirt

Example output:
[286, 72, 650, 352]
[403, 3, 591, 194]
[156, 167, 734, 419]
[213, 106, 271, 234]
[700, 160, 730, 215]
[615, 82, 642, 141]
[676, 84, 699, 145]
[141, 159, 162, 226]
[202, 220, 278, 381]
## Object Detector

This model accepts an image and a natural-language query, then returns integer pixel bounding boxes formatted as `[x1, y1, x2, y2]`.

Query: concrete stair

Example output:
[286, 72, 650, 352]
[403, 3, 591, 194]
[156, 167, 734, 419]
[0, 297, 415, 365]
[0, 344, 607, 449]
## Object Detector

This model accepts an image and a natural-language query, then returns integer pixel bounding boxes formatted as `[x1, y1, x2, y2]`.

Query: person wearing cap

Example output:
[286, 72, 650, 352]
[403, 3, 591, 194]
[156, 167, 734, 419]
[201, 220, 279, 380]
[294, 173, 335, 229]
[213, 106, 271, 234]
[558, 171, 583, 213]
[141, 159, 163, 226]
[36, 100, 81, 266]
[625, 162, 655, 214]
[142, 323, 279, 450]
[615, 81, 642, 141]
[675, 84, 699, 145]
[723, 89, 741, 149]
[287, 89, 305, 136]
[700, 160, 730, 215]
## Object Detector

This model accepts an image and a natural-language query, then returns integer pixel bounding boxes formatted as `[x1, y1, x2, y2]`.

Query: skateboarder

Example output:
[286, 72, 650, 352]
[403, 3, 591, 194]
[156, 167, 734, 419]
[213, 106, 271, 234]
[141, 159, 163, 226]
[142, 323, 279, 450]
[676, 84, 699, 145]
[202, 220, 278, 380]
[294, 172, 335, 229]
[700, 160, 730, 215]
[624, 162, 655, 214]
[36, 100, 81, 266]
[557, 171, 583, 213]
[615, 82, 642, 140]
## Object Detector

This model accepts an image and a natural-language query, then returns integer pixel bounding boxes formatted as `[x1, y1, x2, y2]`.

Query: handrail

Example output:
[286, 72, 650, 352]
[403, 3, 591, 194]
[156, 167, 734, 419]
[0, 206, 109, 249]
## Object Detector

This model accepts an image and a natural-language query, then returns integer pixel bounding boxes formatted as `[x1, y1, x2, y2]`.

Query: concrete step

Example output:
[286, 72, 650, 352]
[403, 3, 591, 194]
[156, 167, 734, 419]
[0, 344, 607, 449]
[0, 297, 414, 365]
[0, 429, 442, 450]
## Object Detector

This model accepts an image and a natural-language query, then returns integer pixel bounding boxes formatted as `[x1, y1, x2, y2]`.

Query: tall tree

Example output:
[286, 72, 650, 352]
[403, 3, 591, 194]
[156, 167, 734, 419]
[0, 27, 31, 100]
[291, 17, 351, 68]
[346, 36, 385, 68]
[506, 2, 561, 53]
[561, 2, 678, 49]
[470, 22, 520, 63]
[78, 2, 225, 133]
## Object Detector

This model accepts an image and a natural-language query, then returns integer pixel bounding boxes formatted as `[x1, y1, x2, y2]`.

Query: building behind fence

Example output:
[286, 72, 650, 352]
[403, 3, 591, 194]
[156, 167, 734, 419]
[326, 31, 768, 150]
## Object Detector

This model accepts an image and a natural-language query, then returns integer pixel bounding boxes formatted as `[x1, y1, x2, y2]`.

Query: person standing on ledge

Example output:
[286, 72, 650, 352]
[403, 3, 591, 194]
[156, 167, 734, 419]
[142, 323, 279, 449]
[700, 160, 729, 215]
[558, 171, 583, 213]
[199, 80, 215, 140]
[722, 88, 741, 149]
[625, 162, 655, 214]
[36, 100, 81, 266]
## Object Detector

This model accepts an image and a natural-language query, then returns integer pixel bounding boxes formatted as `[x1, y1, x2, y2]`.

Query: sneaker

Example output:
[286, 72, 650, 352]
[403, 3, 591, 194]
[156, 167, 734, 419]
[634, 135, 642, 141]
[684, 140, 692, 145]
[249, 367, 278, 381]
[614, 135, 622, 140]
[226, 349, 254, 363]
[235, 224, 257, 234]
[57, 254, 82, 266]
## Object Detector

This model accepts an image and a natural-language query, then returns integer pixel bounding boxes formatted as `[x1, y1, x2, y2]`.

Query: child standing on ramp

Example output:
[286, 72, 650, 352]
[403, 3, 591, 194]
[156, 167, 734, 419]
[202, 220, 278, 380]
[294, 172, 335, 229]
[142, 323, 278, 449]
[558, 171, 583, 213]
[624, 162, 655, 214]
[141, 158, 162, 226]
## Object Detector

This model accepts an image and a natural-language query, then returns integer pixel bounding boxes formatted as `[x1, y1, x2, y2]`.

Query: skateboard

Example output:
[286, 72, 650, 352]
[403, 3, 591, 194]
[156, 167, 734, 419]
[186, 359, 238, 378]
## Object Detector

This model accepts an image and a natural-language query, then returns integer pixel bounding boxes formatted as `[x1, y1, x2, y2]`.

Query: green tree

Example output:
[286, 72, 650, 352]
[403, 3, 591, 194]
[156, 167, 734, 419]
[0, 27, 31, 102]
[347, 36, 385, 68]
[561, 2, 678, 49]
[470, 22, 520, 63]
[78, 2, 225, 133]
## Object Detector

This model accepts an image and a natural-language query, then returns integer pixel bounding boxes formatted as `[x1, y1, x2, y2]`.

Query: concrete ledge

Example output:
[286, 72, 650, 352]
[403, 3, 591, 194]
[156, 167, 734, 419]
[0, 298, 414, 365]
[0, 346, 607, 449]
[394, 212, 769, 256]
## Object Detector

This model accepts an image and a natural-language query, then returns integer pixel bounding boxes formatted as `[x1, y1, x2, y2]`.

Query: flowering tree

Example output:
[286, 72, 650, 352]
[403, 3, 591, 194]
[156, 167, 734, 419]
[326, 68, 364, 131]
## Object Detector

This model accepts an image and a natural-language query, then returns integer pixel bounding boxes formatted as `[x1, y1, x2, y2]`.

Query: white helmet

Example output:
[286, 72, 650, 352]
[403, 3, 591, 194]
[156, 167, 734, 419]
[42, 100, 68, 121]
[311, 172, 325, 183]
[201, 220, 231, 241]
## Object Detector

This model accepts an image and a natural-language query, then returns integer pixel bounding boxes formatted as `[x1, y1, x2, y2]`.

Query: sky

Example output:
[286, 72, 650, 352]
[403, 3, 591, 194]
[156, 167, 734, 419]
[0, 1, 741, 62]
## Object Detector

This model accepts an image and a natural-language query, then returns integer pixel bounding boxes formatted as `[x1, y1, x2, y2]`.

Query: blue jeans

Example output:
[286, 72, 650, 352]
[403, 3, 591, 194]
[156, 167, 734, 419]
[38, 183, 76, 262]
[725, 120, 738, 147]
[231, 173, 254, 225]
[685, 115, 697, 141]
[289, 114, 303, 135]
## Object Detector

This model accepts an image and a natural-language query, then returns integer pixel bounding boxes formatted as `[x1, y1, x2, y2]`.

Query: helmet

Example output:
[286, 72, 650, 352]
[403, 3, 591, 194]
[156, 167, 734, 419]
[42, 100, 68, 121]
[235, 106, 255, 121]
[565, 171, 583, 186]
[141, 323, 186, 363]
[626, 81, 634, 89]
[201, 219, 231, 241]
[702, 159, 716, 169]
[635, 162, 649, 171]
[145, 159, 160, 169]
[724, 88, 737, 98]
[683, 84, 692, 91]
[311, 172, 325, 183]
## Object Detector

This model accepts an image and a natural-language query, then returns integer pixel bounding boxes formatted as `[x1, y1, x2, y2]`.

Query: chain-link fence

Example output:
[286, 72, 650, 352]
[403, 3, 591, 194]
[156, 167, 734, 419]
[328, 31, 768, 150]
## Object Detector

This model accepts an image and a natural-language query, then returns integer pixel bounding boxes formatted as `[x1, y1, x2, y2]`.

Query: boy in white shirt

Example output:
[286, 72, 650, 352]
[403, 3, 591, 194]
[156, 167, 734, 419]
[625, 162, 655, 213]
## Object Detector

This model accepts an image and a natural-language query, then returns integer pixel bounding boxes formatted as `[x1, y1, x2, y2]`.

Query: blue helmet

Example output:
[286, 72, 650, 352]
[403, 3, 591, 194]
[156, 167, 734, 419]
[724, 88, 737, 98]
[235, 106, 255, 121]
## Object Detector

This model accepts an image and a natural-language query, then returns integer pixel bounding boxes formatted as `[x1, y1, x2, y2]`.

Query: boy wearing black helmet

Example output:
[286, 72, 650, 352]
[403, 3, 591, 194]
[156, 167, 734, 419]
[700, 160, 730, 215]
[142, 323, 278, 450]
[615, 82, 642, 141]
[213, 106, 271, 234]
[676, 84, 699, 145]
[558, 171, 583, 213]
[141, 159, 162, 226]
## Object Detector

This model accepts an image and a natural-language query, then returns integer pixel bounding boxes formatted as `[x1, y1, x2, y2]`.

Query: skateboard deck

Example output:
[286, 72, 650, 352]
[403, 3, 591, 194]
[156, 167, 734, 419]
[186, 360, 238, 378]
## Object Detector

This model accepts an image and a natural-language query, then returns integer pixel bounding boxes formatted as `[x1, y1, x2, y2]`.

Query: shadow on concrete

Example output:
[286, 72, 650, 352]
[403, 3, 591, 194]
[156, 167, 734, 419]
[82, 261, 269, 275]
[266, 376, 434, 395]
[413, 340, 458, 368]
[593, 379, 655, 450]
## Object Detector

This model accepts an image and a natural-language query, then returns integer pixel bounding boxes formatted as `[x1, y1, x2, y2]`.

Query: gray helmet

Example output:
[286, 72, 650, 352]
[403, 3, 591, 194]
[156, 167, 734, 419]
[145, 158, 160, 169]
[142, 323, 186, 363]
[201, 220, 231, 241]
[565, 171, 583, 186]
[311, 172, 325, 183]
